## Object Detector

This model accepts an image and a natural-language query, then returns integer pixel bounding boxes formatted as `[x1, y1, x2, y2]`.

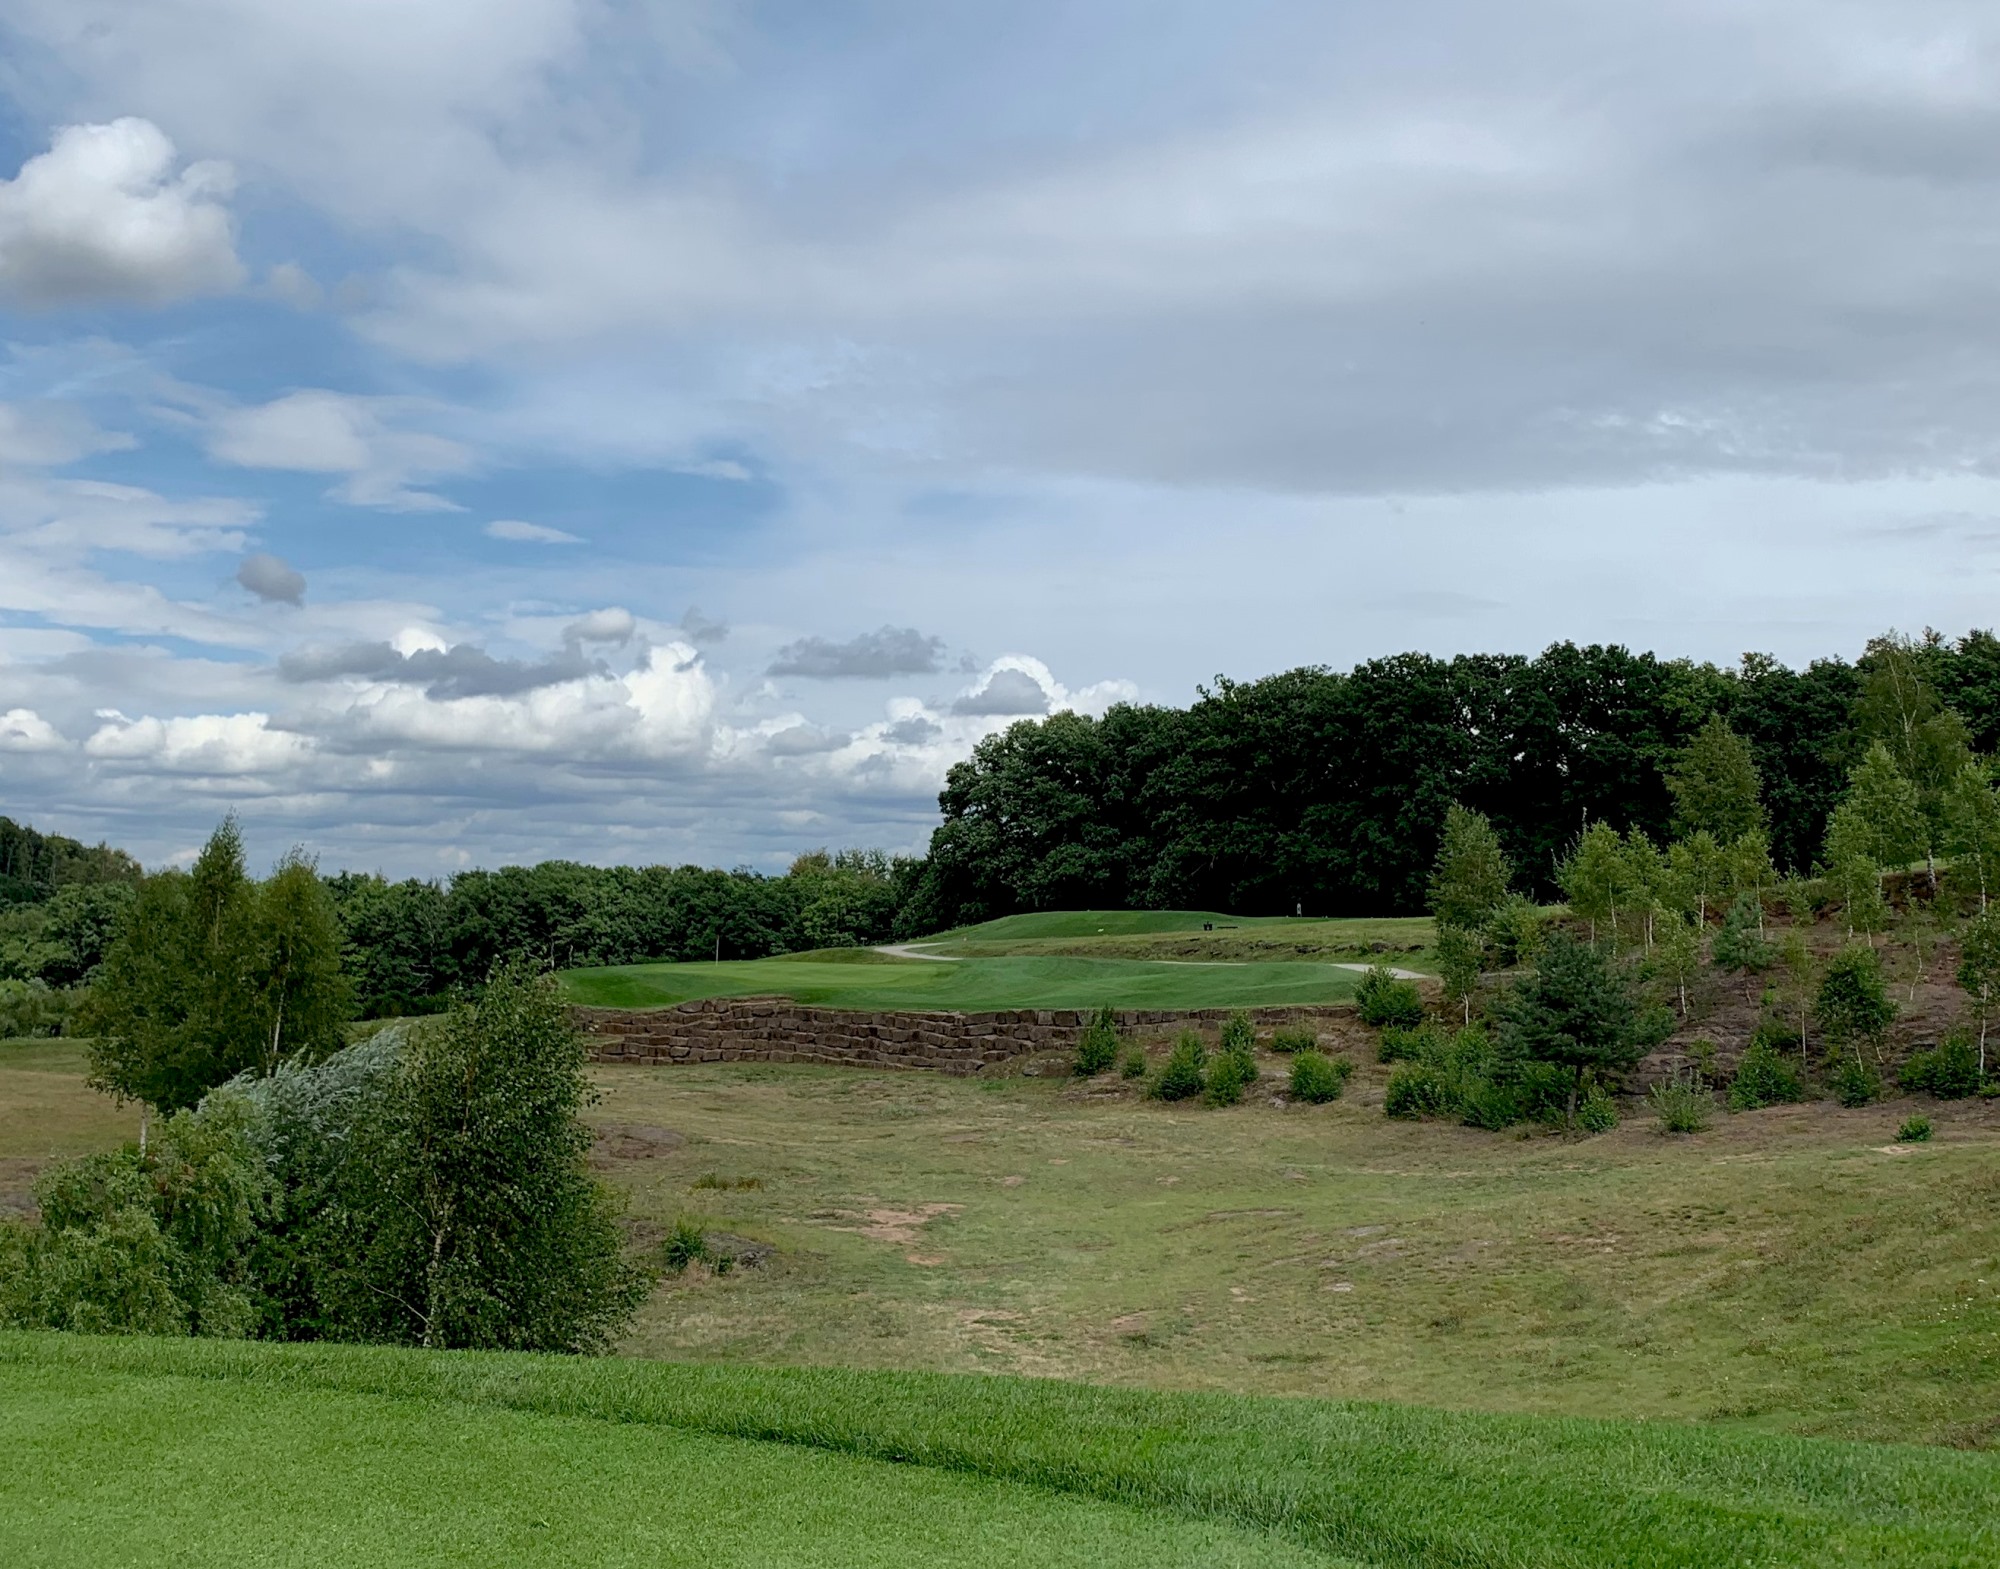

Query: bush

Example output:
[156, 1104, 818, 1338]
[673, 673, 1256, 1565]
[0, 1100, 271, 1336]
[1288, 1051, 1350, 1104]
[1204, 1041, 1259, 1107]
[1379, 1022, 1443, 1063]
[1576, 1082, 1620, 1134]
[1829, 1053, 1881, 1108]
[1073, 1006, 1120, 1076]
[1648, 1069, 1714, 1134]
[1268, 1025, 1318, 1054]
[1484, 894, 1546, 967]
[0, 978, 68, 1039]
[1218, 1011, 1255, 1055]
[1816, 946, 1896, 1056]
[1148, 1032, 1207, 1103]
[1900, 1030, 1985, 1099]
[1119, 1046, 1148, 1080]
[1356, 966, 1425, 1030]
[662, 1217, 713, 1273]
[1896, 1114, 1933, 1143]
[1385, 1062, 1451, 1120]
[1728, 1038, 1806, 1111]
[1710, 893, 1774, 973]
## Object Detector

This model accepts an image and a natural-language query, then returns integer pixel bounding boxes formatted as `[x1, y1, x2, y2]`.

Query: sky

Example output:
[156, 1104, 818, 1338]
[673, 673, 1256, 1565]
[3, 1, 2000, 876]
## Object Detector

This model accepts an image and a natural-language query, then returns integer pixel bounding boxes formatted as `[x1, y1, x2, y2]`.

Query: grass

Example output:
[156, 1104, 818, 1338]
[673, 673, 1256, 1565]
[0, 1339, 1332, 1569]
[561, 952, 1378, 1012]
[8, 1039, 2000, 1449]
[590, 1055, 2000, 1449]
[5, 1332, 1997, 1568]
[560, 910, 1439, 1013]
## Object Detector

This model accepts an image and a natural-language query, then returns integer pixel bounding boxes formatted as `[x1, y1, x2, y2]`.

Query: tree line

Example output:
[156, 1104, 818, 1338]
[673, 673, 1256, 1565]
[904, 630, 2000, 929]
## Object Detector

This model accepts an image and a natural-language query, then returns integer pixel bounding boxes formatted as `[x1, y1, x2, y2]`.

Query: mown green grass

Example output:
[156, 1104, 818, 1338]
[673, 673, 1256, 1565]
[0, 1342, 1330, 1569]
[561, 952, 1373, 1012]
[937, 909, 1278, 940]
[3, 1333, 1994, 1568]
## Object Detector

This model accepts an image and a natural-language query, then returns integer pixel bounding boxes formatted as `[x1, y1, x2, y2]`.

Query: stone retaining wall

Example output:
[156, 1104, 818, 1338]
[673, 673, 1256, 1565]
[577, 997, 1354, 1076]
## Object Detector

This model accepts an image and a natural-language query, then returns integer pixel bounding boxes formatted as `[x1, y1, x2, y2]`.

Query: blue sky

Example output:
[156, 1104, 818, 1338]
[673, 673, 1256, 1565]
[3, 0, 2000, 875]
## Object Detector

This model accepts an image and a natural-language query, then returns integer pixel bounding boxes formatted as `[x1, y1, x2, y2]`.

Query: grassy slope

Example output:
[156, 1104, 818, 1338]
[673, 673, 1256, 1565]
[3, 1333, 1995, 1569]
[9, 1041, 1999, 1449]
[561, 952, 1373, 1012]
[600, 1059, 2000, 1449]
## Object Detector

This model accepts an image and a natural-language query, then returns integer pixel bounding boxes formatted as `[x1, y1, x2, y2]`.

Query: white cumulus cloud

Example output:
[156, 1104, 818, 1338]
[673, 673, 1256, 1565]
[0, 708, 68, 752]
[0, 119, 242, 306]
[84, 711, 314, 774]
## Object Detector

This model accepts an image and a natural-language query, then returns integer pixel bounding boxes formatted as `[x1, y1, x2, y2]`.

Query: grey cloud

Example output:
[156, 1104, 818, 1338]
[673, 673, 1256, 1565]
[951, 669, 1049, 717]
[769, 626, 945, 679]
[565, 607, 634, 644]
[280, 640, 600, 699]
[680, 606, 729, 646]
[236, 552, 305, 605]
[883, 715, 943, 744]
[765, 723, 852, 755]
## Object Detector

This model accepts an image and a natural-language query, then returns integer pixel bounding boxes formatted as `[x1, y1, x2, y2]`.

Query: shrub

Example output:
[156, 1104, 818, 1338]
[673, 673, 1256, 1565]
[1484, 894, 1546, 967]
[1379, 1022, 1443, 1063]
[1204, 1041, 1259, 1107]
[1356, 966, 1425, 1030]
[1816, 946, 1896, 1056]
[1900, 1030, 1984, 1099]
[0, 1099, 271, 1337]
[1218, 1011, 1255, 1055]
[1073, 1006, 1120, 1076]
[1896, 1114, 1933, 1144]
[1288, 1051, 1350, 1104]
[1148, 1032, 1207, 1103]
[1119, 1046, 1148, 1080]
[1648, 1070, 1714, 1134]
[662, 1217, 713, 1273]
[1268, 1025, 1318, 1054]
[1576, 1082, 1620, 1134]
[1829, 1053, 1881, 1108]
[1385, 1062, 1451, 1120]
[1728, 1038, 1806, 1111]
[1710, 893, 1774, 973]
[0, 978, 68, 1039]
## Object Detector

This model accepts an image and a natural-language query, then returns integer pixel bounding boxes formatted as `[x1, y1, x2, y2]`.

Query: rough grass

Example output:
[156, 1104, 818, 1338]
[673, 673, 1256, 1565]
[6, 1332, 1998, 1568]
[560, 952, 1375, 1012]
[591, 1058, 2000, 1449]
[927, 912, 1438, 967]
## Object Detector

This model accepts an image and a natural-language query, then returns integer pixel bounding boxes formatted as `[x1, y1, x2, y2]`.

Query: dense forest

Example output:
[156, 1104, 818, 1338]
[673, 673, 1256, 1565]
[904, 632, 2000, 928]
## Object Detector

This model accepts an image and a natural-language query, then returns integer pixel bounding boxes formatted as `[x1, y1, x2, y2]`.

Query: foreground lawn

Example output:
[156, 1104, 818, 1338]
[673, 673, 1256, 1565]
[561, 949, 1375, 1011]
[0, 1341, 1332, 1569]
[3, 1333, 1994, 1568]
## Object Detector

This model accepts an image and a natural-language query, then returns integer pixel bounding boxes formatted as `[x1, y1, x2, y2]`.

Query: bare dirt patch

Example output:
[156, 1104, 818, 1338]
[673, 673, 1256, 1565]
[592, 1125, 687, 1164]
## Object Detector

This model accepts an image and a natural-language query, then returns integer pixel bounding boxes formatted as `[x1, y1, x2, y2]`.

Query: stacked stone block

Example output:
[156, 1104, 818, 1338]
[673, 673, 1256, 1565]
[576, 997, 1353, 1076]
